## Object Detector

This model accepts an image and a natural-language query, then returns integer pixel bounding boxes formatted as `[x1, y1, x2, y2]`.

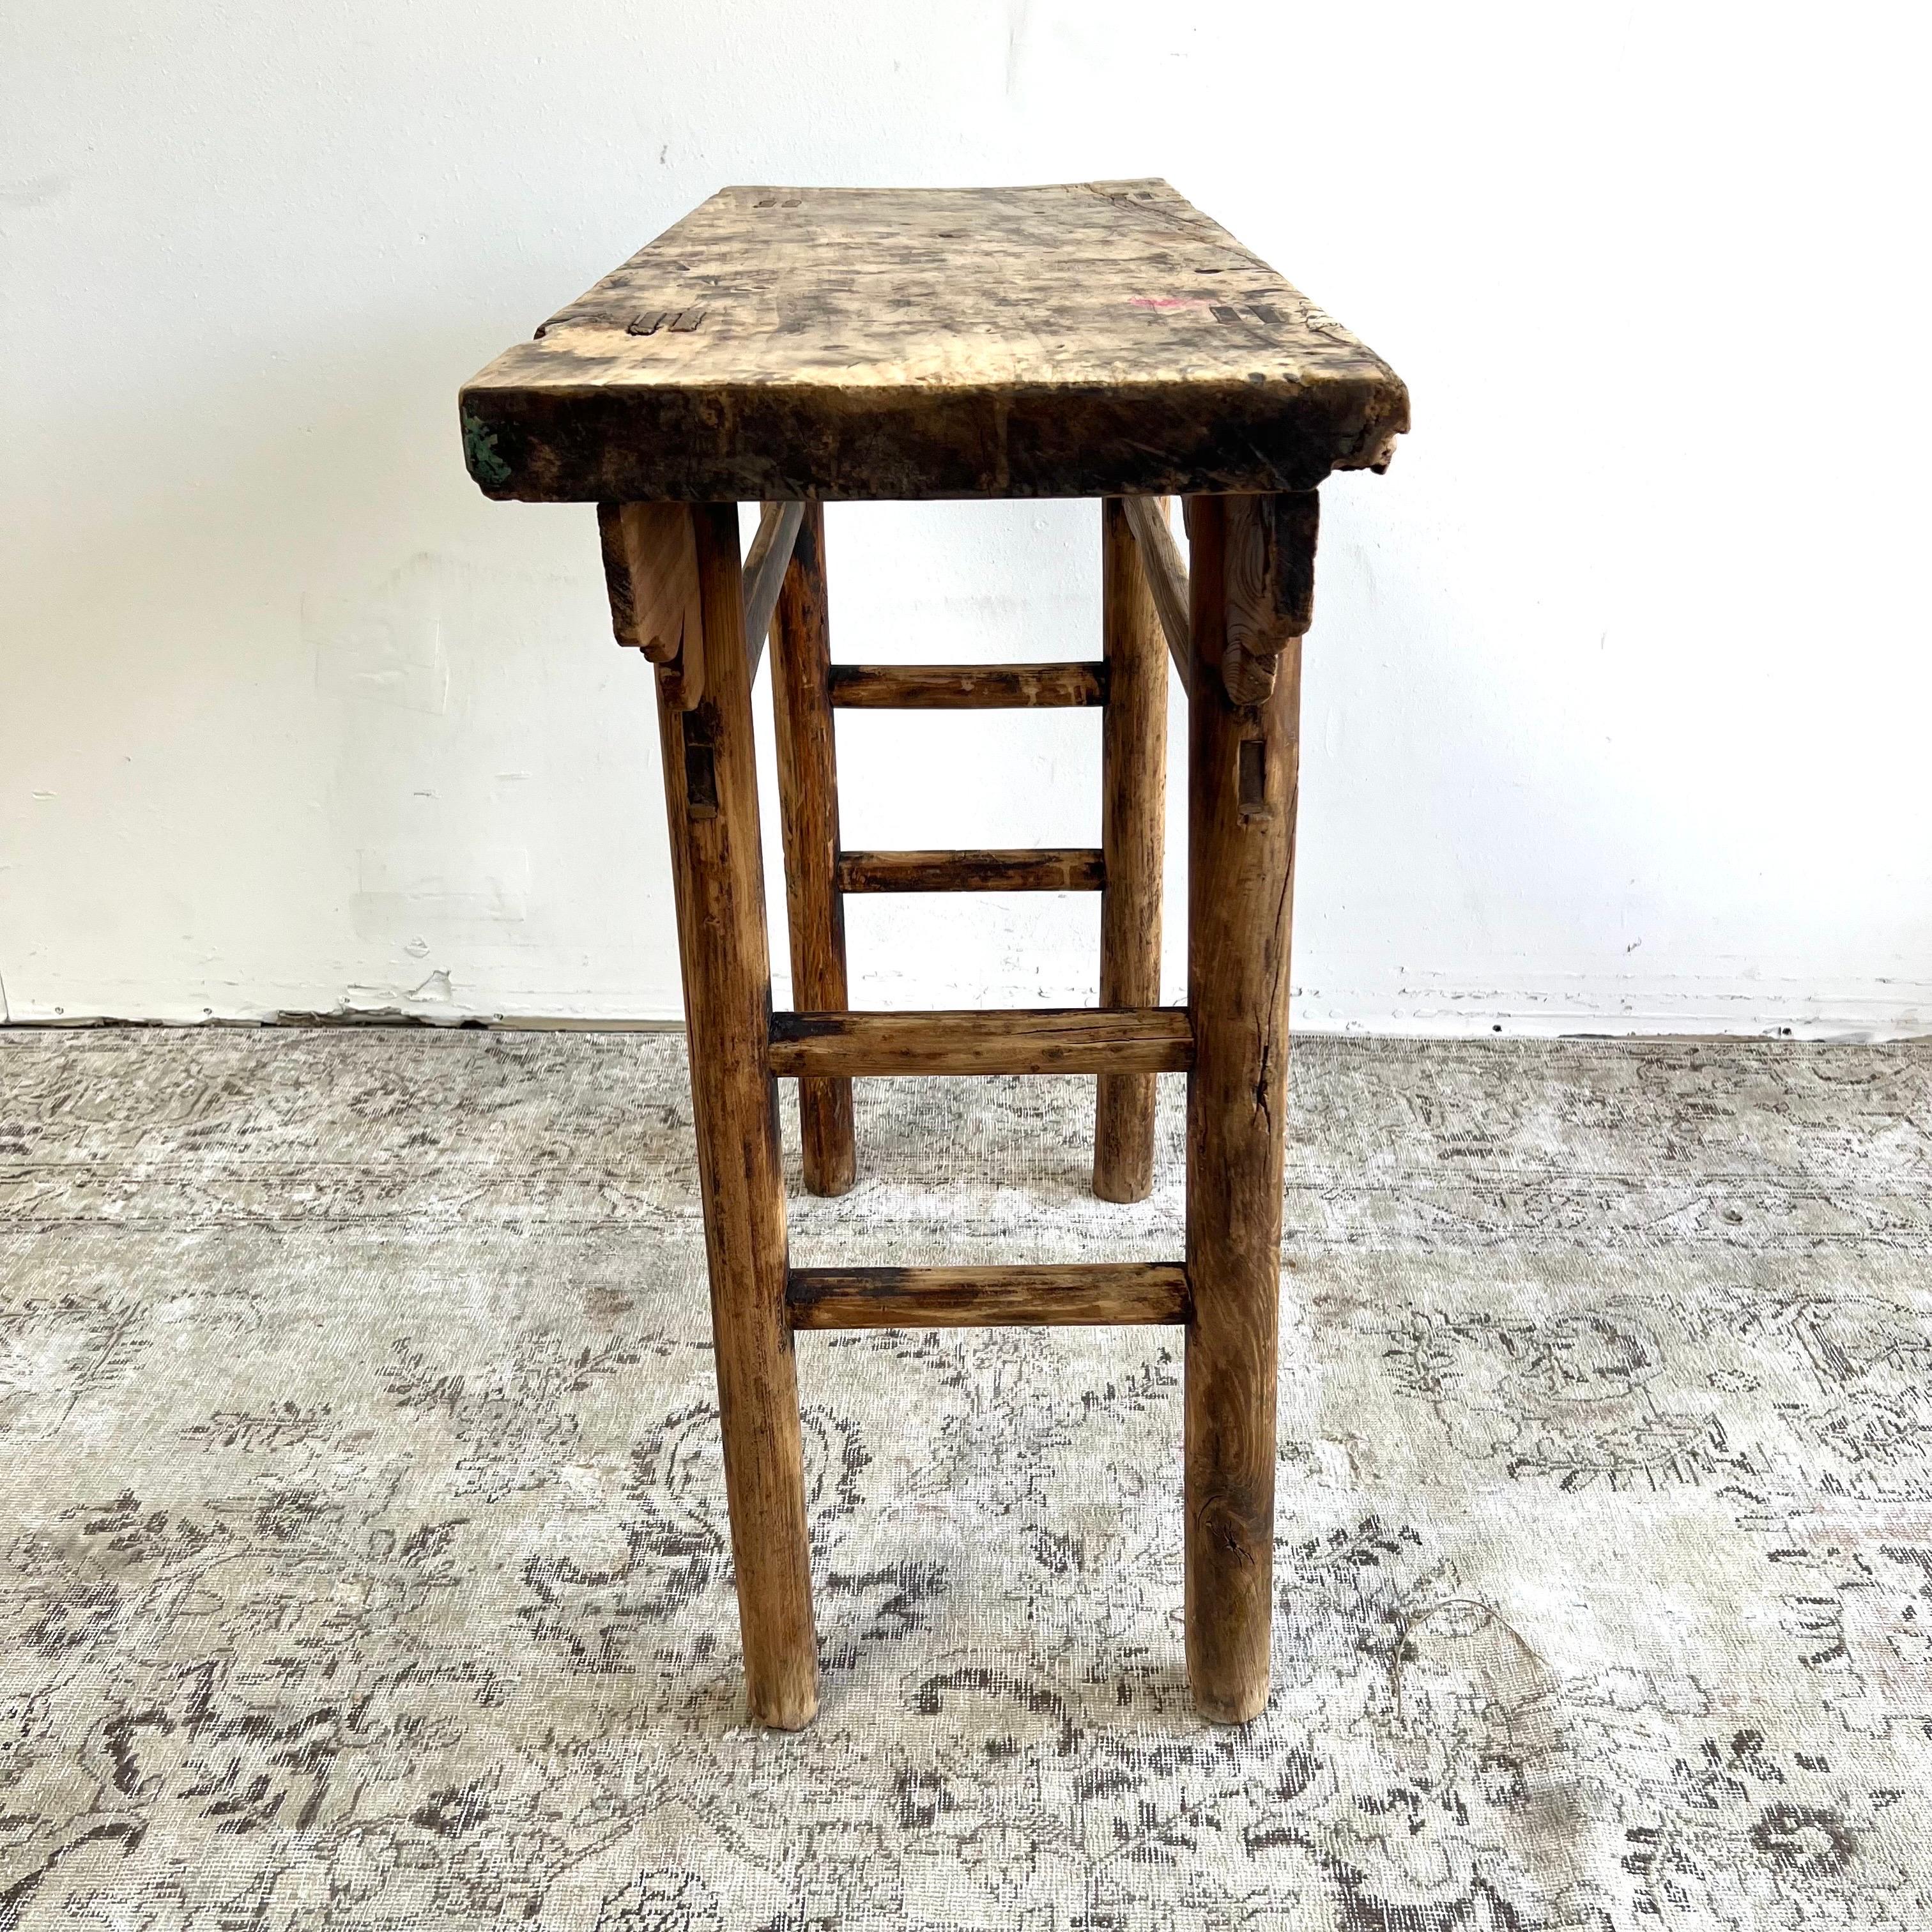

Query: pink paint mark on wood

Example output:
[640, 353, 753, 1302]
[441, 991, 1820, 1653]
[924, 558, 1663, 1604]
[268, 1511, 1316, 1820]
[1128, 295, 1211, 310]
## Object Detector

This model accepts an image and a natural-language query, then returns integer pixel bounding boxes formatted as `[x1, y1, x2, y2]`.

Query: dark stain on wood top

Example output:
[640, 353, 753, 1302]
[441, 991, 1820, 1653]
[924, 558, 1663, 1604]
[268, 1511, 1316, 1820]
[459, 180, 1408, 502]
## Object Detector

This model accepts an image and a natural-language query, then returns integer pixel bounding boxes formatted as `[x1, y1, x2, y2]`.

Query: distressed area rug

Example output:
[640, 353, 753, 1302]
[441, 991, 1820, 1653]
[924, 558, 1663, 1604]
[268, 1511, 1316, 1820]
[1, 1029, 1930, 1931]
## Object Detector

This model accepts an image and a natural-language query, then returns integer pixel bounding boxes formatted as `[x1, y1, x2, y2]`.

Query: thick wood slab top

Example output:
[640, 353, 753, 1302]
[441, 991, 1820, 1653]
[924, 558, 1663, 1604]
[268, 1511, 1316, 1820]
[460, 181, 1407, 503]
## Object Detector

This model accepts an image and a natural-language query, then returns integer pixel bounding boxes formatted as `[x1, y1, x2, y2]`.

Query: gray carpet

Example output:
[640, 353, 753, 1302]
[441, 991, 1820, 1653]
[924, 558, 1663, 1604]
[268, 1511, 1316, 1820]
[1, 1027, 1929, 1930]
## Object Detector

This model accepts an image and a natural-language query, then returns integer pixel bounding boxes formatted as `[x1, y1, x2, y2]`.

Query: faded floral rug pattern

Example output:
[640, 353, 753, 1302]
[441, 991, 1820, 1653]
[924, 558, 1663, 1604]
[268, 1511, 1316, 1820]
[1, 1029, 1929, 1929]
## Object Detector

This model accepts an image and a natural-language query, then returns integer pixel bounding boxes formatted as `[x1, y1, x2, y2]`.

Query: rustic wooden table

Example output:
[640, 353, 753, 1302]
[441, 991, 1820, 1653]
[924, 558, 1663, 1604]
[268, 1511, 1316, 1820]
[461, 180, 1408, 1730]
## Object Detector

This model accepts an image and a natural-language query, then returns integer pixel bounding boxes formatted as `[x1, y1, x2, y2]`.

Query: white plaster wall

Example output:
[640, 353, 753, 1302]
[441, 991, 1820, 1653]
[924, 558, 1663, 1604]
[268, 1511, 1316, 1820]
[3, 3, 1928, 1034]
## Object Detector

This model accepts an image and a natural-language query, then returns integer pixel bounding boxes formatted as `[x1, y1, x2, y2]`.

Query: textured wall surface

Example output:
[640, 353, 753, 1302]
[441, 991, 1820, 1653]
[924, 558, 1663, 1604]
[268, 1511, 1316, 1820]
[2, 1027, 1930, 1922]
[3, 4, 1928, 1031]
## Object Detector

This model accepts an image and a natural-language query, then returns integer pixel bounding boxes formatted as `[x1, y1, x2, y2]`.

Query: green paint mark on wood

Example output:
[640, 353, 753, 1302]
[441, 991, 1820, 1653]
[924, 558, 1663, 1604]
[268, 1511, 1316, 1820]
[463, 411, 512, 487]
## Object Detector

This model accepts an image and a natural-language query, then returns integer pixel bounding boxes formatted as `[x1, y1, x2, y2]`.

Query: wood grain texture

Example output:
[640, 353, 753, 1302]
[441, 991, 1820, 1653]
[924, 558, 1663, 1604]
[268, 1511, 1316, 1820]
[1224, 491, 1318, 659]
[461, 181, 1407, 503]
[599, 500, 703, 707]
[787, 1263, 1189, 1331]
[645, 502, 818, 1729]
[827, 662, 1105, 710]
[1182, 490, 1320, 705]
[835, 848, 1104, 894]
[768, 1008, 1193, 1078]
[1182, 494, 1303, 1727]
[1122, 495, 1192, 696]
[741, 500, 805, 680]
[1094, 497, 1170, 1204]
[768, 502, 855, 1199]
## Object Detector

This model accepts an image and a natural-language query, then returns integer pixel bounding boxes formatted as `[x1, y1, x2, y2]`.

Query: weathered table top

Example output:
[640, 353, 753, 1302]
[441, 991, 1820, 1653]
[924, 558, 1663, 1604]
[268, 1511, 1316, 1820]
[460, 180, 1407, 503]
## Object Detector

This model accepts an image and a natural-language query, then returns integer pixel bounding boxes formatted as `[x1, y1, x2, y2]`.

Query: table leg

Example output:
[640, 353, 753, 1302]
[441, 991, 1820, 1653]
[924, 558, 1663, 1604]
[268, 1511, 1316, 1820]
[770, 502, 857, 1197]
[1182, 493, 1305, 1724]
[1094, 496, 1170, 1202]
[648, 502, 818, 1729]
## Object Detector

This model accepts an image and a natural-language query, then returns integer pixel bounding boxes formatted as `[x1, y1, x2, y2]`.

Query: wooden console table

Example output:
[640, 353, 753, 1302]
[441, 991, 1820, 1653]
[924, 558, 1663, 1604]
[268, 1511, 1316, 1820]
[461, 180, 1408, 1728]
